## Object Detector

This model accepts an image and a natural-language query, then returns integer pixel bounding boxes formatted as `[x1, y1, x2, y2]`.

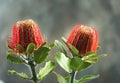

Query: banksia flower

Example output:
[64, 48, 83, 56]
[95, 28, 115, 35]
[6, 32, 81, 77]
[7, 19, 44, 53]
[67, 25, 98, 56]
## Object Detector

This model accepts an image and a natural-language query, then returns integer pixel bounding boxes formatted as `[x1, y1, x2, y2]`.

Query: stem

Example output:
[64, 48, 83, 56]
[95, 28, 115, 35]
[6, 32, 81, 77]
[70, 71, 77, 83]
[28, 61, 38, 83]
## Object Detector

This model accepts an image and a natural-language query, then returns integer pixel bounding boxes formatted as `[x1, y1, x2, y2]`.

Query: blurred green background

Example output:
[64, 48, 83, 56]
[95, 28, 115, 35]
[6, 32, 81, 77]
[0, 0, 120, 83]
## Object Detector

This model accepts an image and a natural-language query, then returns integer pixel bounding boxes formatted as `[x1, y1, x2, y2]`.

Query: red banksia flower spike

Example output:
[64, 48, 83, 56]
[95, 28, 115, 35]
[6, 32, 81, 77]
[67, 24, 99, 57]
[8, 19, 44, 53]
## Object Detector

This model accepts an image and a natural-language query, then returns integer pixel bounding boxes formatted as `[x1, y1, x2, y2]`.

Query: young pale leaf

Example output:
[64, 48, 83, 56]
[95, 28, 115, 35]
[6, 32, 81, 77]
[86, 52, 96, 56]
[61, 37, 67, 43]
[61, 37, 79, 56]
[8, 70, 29, 79]
[82, 53, 107, 63]
[26, 43, 35, 54]
[82, 55, 98, 63]
[55, 52, 72, 73]
[41, 42, 47, 47]
[54, 40, 67, 55]
[70, 57, 91, 71]
[7, 54, 24, 64]
[97, 45, 101, 50]
[78, 74, 99, 83]
[53, 72, 69, 83]
[98, 54, 107, 58]
[67, 43, 79, 56]
[37, 61, 56, 80]
[34, 46, 50, 64]
[17, 44, 24, 52]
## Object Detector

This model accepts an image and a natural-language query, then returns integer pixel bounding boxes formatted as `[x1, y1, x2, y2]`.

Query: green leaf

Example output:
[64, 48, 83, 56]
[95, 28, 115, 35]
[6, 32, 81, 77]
[37, 61, 56, 80]
[26, 43, 35, 54]
[49, 43, 55, 49]
[70, 57, 91, 71]
[34, 46, 50, 64]
[78, 74, 99, 83]
[55, 52, 72, 73]
[67, 43, 79, 56]
[54, 40, 67, 55]
[7, 54, 24, 64]
[82, 53, 107, 63]
[65, 76, 71, 83]
[17, 44, 24, 52]
[53, 72, 69, 83]
[8, 70, 29, 79]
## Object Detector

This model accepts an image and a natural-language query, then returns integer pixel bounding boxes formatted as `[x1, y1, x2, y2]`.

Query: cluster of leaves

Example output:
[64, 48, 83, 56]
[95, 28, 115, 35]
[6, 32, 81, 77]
[54, 72, 99, 83]
[7, 37, 106, 83]
[54, 37, 106, 83]
[7, 43, 56, 81]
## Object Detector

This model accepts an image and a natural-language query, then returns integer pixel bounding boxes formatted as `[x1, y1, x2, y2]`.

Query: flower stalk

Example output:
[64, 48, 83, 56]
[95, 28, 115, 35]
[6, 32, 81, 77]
[70, 71, 77, 83]
[28, 60, 38, 83]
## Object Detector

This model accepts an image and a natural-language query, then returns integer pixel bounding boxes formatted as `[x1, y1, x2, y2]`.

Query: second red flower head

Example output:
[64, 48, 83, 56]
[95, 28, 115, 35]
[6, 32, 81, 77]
[67, 25, 98, 57]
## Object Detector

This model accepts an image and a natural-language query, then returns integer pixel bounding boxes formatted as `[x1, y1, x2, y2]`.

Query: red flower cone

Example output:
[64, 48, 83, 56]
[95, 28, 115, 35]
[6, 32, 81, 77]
[67, 25, 98, 56]
[8, 19, 44, 53]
